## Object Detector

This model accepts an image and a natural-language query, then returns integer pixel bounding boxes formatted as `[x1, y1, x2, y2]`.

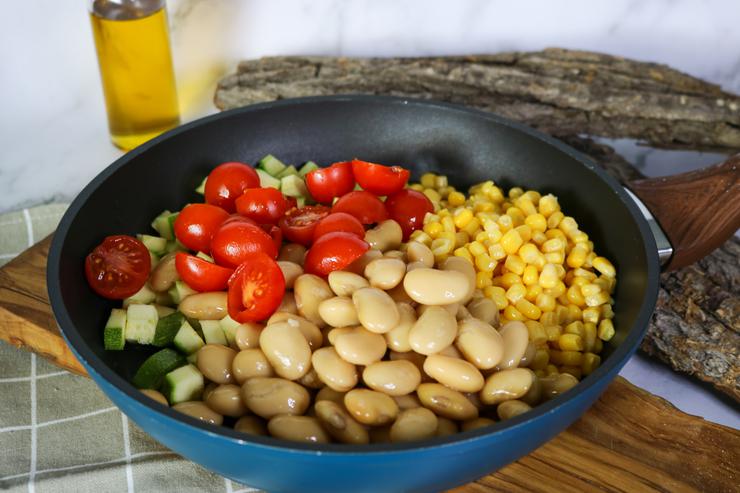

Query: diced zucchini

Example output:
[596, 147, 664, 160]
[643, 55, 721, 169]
[201, 320, 228, 346]
[257, 169, 281, 189]
[123, 283, 156, 308]
[154, 305, 176, 318]
[132, 348, 185, 389]
[187, 318, 204, 339]
[137, 234, 168, 254]
[163, 364, 204, 404]
[125, 304, 159, 344]
[152, 312, 185, 347]
[186, 352, 198, 364]
[173, 320, 205, 355]
[168, 280, 198, 304]
[219, 315, 241, 347]
[165, 240, 187, 254]
[196, 251, 214, 263]
[195, 177, 207, 195]
[258, 154, 286, 176]
[103, 308, 127, 351]
[151, 210, 177, 240]
[276, 165, 298, 179]
[148, 250, 160, 268]
[296, 196, 307, 208]
[280, 175, 309, 198]
[298, 161, 319, 177]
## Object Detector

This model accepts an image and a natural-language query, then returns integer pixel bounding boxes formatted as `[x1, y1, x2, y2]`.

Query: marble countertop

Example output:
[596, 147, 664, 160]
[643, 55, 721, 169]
[0, 0, 737, 428]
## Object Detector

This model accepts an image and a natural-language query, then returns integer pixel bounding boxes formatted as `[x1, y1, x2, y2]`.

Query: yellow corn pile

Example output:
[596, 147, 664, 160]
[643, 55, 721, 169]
[408, 173, 617, 380]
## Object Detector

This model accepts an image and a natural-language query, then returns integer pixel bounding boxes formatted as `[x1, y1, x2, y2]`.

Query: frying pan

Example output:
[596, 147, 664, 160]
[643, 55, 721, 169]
[47, 95, 739, 493]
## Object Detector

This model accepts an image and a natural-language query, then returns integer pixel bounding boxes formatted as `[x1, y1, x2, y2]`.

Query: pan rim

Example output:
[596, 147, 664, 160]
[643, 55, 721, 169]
[47, 94, 660, 455]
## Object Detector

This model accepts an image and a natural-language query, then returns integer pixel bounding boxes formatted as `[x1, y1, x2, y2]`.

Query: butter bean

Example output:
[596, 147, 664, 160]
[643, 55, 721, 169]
[149, 253, 178, 292]
[232, 348, 275, 384]
[344, 389, 399, 426]
[315, 387, 347, 406]
[389, 350, 429, 382]
[480, 368, 534, 405]
[327, 326, 356, 345]
[314, 400, 369, 444]
[197, 344, 237, 384]
[297, 367, 324, 389]
[403, 268, 471, 305]
[278, 243, 306, 265]
[383, 250, 407, 262]
[540, 373, 579, 400]
[241, 377, 310, 419]
[269, 313, 323, 349]
[386, 283, 417, 305]
[466, 298, 500, 327]
[334, 327, 387, 365]
[277, 292, 298, 314]
[438, 344, 463, 359]
[205, 384, 248, 417]
[406, 242, 434, 268]
[365, 258, 406, 290]
[363, 360, 421, 396]
[294, 274, 333, 326]
[521, 374, 542, 406]
[461, 417, 495, 432]
[141, 389, 168, 406]
[179, 292, 228, 320]
[393, 394, 422, 410]
[259, 322, 312, 380]
[384, 302, 416, 352]
[416, 383, 478, 420]
[346, 249, 383, 275]
[328, 270, 370, 297]
[497, 321, 529, 370]
[435, 417, 458, 436]
[456, 305, 472, 321]
[441, 257, 476, 304]
[456, 318, 504, 370]
[318, 296, 359, 327]
[364, 220, 402, 252]
[234, 415, 267, 436]
[312, 347, 358, 392]
[497, 400, 532, 420]
[406, 261, 427, 272]
[277, 261, 303, 289]
[390, 407, 438, 443]
[423, 354, 484, 392]
[409, 306, 457, 355]
[352, 287, 400, 334]
[417, 303, 458, 318]
[173, 401, 223, 425]
[268, 415, 330, 443]
[234, 322, 263, 350]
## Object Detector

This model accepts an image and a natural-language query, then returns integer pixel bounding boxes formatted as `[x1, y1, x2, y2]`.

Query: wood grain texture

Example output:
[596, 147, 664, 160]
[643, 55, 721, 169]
[629, 156, 740, 270]
[215, 50, 740, 152]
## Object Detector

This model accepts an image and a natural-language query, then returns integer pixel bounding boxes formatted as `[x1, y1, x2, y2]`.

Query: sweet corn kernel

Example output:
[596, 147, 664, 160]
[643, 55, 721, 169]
[582, 307, 600, 324]
[566, 285, 586, 306]
[538, 194, 560, 217]
[593, 338, 603, 353]
[423, 221, 444, 237]
[544, 251, 565, 264]
[454, 231, 470, 248]
[566, 304, 582, 324]
[545, 324, 562, 342]
[500, 229, 523, 254]
[557, 294, 570, 307]
[453, 208, 474, 229]
[545, 228, 566, 241]
[531, 231, 547, 246]
[516, 299, 542, 320]
[484, 286, 508, 310]
[558, 216, 578, 233]
[530, 349, 550, 371]
[409, 183, 425, 192]
[583, 322, 597, 352]
[435, 175, 448, 189]
[514, 225, 532, 244]
[566, 243, 588, 268]
[430, 237, 454, 256]
[508, 187, 524, 199]
[476, 270, 494, 289]
[497, 273, 520, 289]
[601, 304, 614, 319]
[584, 251, 595, 268]
[573, 268, 596, 280]
[504, 254, 526, 276]
[523, 190, 541, 204]
[521, 265, 539, 286]
[506, 283, 527, 303]
[598, 319, 615, 341]
[506, 207, 526, 226]
[473, 201, 495, 213]
[517, 243, 538, 264]
[592, 256, 616, 278]
[453, 246, 473, 262]
[497, 214, 513, 232]
[409, 230, 432, 246]
[437, 186, 454, 199]
[547, 211, 564, 229]
[420, 173, 437, 188]
[545, 281, 567, 298]
[585, 291, 610, 307]
[468, 241, 487, 257]
[525, 213, 547, 232]
[515, 197, 538, 216]
[438, 231, 456, 243]
[503, 305, 526, 321]
[461, 218, 481, 237]
[488, 243, 507, 261]
[546, 364, 559, 376]
[524, 321, 548, 345]
[475, 253, 496, 273]
[536, 293, 556, 312]
[437, 209, 451, 218]
[580, 283, 601, 297]
[550, 350, 583, 366]
[540, 311, 558, 326]
[541, 238, 563, 253]
[564, 321, 585, 337]
[447, 191, 466, 206]
[559, 333, 584, 351]
[570, 230, 589, 244]
[539, 264, 558, 289]
[534, 370, 547, 378]
[423, 188, 441, 203]
[570, 276, 588, 287]
[525, 284, 542, 303]
[487, 187, 505, 204]
[441, 216, 455, 233]
[559, 366, 582, 379]
[555, 305, 569, 324]
[581, 353, 601, 376]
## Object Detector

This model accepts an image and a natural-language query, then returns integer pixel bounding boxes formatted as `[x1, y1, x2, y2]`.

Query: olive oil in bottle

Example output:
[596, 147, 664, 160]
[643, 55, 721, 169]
[89, 0, 180, 150]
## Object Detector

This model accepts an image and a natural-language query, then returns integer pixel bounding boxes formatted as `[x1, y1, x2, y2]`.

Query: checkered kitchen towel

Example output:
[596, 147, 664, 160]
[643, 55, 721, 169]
[0, 204, 257, 493]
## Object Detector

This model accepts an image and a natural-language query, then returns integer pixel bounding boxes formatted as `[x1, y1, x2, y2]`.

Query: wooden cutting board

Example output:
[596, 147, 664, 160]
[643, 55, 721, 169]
[0, 236, 737, 492]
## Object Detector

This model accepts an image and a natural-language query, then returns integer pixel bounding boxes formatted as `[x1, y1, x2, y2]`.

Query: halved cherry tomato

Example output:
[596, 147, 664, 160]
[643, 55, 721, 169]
[235, 188, 290, 224]
[305, 161, 355, 204]
[204, 162, 260, 212]
[173, 203, 229, 253]
[304, 232, 369, 276]
[351, 159, 410, 196]
[384, 189, 434, 240]
[278, 205, 331, 246]
[84, 235, 151, 299]
[260, 223, 283, 253]
[313, 212, 366, 242]
[331, 190, 389, 225]
[227, 253, 285, 323]
[175, 253, 234, 292]
[210, 220, 278, 268]
[222, 213, 257, 227]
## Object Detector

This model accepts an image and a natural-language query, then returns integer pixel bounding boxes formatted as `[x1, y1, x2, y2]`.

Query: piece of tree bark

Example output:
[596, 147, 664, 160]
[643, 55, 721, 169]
[215, 49, 740, 152]
[214, 53, 740, 401]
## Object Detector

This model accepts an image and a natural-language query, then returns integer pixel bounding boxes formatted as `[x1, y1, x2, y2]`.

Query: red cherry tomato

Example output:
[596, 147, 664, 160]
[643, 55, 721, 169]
[313, 212, 366, 242]
[175, 253, 234, 292]
[278, 205, 331, 246]
[84, 235, 151, 299]
[210, 220, 278, 268]
[227, 253, 285, 323]
[304, 232, 369, 276]
[351, 159, 410, 196]
[235, 188, 290, 224]
[204, 162, 260, 212]
[305, 161, 355, 204]
[222, 213, 257, 227]
[173, 203, 229, 253]
[260, 223, 283, 253]
[384, 189, 434, 240]
[331, 191, 389, 225]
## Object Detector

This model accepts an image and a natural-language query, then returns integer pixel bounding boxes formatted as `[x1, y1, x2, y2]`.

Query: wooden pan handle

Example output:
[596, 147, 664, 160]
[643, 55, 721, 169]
[628, 154, 740, 271]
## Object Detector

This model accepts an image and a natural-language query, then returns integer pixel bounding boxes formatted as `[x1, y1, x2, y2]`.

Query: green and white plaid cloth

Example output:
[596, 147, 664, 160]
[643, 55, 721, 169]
[0, 204, 257, 493]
